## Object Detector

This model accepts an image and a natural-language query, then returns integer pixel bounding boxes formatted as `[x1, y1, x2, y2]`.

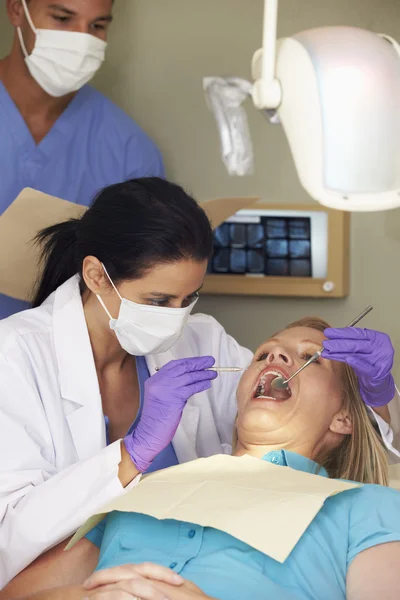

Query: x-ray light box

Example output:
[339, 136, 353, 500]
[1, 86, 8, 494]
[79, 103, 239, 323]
[203, 203, 349, 298]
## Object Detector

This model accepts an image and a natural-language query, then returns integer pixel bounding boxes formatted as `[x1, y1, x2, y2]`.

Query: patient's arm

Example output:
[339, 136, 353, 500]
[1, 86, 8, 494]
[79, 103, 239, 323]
[0, 538, 98, 599]
[7, 581, 217, 600]
[346, 541, 400, 599]
[9, 586, 85, 600]
[5, 567, 210, 600]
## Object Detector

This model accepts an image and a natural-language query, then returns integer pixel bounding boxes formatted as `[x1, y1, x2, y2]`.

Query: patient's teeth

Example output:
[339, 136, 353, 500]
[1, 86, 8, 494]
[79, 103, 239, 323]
[256, 384, 265, 397]
[255, 370, 288, 399]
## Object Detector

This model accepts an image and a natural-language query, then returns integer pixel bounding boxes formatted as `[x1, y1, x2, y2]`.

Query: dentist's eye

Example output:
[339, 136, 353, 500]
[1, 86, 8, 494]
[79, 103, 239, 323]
[181, 292, 199, 307]
[148, 299, 169, 307]
[52, 15, 70, 23]
[256, 352, 269, 362]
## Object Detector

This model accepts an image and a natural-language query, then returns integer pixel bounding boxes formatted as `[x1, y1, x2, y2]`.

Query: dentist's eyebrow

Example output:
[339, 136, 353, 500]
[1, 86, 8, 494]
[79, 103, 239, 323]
[48, 4, 75, 15]
[48, 4, 113, 22]
[141, 284, 203, 299]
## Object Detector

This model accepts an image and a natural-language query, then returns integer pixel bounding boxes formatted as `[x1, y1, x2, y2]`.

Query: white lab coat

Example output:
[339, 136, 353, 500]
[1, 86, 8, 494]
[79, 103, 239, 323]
[0, 276, 252, 586]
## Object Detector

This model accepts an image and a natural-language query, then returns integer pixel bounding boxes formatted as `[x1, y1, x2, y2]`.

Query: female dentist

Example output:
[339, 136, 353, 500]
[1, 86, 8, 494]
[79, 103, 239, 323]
[0, 177, 253, 586]
[0, 177, 396, 586]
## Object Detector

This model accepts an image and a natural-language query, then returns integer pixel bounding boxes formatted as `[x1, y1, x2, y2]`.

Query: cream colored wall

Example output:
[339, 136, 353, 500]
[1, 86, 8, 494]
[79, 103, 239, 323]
[94, 0, 400, 365]
[0, 5, 14, 52]
[1, 1, 400, 368]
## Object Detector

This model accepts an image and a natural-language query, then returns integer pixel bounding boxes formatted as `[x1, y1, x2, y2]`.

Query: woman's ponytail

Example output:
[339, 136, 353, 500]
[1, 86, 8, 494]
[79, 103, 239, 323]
[30, 178, 213, 308]
[32, 219, 80, 307]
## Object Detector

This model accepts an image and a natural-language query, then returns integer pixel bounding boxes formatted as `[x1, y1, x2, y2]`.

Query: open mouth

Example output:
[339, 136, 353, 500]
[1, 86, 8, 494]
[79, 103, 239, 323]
[253, 369, 292, 401]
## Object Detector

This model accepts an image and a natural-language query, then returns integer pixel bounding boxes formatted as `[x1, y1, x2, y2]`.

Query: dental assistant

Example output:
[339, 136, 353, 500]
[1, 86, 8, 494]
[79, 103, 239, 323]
[0, 0, 164, 318]
[0, 178, 397, 586]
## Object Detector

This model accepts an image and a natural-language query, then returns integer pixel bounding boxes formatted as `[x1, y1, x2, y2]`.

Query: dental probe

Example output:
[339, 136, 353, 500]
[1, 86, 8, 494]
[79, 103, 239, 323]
[207, 367, 243, 372]
[270, 305, 374, 391]
[155, 367, 243, 373]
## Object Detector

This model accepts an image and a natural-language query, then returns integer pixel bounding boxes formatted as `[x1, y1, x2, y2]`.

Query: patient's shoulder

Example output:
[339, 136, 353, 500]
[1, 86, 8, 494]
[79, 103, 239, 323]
[342, 484, 400, 563]
[352, 482, 399, 498]
[325, 482, 400, 521]
[343, 483, 400, 521]
[343, 481, 400, 501]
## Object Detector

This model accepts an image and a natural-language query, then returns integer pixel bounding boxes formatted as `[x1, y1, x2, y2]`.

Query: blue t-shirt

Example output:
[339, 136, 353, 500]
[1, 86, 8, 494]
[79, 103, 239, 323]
[86, 450, 400, 600]
[0, 82, 164, 319]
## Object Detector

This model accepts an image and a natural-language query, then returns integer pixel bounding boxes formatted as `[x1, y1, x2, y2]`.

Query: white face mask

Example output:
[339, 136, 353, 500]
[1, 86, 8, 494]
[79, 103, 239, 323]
[17, 0, 107, 97]
[96, 265, 198, 356]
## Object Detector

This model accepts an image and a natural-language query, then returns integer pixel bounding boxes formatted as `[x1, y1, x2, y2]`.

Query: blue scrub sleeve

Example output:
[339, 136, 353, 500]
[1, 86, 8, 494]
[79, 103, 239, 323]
[125, 136, 165, 179]
[86, 517, 107, 548]
[347, 484, 400, 566]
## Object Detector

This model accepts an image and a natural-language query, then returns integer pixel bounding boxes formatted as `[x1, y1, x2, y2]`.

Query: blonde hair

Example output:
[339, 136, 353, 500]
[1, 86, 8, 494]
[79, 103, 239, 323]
[234, 317, 389, 485]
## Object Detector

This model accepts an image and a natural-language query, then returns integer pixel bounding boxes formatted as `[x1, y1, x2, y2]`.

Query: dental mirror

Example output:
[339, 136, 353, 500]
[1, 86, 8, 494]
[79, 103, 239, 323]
[270, 305, 374, 391]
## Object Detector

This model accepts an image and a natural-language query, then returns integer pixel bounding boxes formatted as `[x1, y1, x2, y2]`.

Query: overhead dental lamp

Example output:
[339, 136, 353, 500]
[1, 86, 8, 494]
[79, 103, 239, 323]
[204, 0, 400, 212]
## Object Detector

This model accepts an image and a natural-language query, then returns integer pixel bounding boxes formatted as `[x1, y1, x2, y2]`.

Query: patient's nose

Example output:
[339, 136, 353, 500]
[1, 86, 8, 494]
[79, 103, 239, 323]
[266, 347, 293, 367]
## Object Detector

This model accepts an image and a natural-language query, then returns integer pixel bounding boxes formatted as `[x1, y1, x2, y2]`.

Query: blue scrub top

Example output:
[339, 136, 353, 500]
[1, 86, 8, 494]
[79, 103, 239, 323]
[0, 83, 164, 319]
[86, 450, 400, 600]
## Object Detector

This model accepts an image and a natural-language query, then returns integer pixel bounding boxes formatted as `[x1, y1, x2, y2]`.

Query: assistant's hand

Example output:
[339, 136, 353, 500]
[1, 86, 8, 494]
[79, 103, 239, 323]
[322, 327, 395, 408]
[124, 357, 218, 472]
[83, 563, 184, 599]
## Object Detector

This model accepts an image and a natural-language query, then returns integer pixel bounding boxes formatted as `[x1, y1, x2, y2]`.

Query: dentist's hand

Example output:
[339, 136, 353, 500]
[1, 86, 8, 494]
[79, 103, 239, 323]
[124, 356, 217, 472]
[322, 327, 395, 408]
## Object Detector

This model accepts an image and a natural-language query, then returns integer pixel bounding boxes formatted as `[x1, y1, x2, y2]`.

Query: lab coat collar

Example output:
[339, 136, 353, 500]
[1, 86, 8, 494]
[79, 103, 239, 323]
[52, 275, 106, 458]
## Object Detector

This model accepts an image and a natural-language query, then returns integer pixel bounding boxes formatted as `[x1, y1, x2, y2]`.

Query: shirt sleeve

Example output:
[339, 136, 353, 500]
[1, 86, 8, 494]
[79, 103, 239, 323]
[347, 484, 400, 566]
[86, 518, 107, 548]
[125, 133, 165, 179]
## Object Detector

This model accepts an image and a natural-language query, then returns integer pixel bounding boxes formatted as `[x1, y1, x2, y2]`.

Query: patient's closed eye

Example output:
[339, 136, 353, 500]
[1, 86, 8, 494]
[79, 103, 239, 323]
[300, 352, 320, 364]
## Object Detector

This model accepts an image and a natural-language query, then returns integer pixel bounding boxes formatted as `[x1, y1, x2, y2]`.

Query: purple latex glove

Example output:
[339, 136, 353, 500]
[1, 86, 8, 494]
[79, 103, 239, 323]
[322, 327, 395, 408]
[124, 356, 218, 472]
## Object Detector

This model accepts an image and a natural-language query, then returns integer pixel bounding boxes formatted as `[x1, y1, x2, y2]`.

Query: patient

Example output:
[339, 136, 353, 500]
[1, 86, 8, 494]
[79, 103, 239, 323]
[3, 318, 400, 600]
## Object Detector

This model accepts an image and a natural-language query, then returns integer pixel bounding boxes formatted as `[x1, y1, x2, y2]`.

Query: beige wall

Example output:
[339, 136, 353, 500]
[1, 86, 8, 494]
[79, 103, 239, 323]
[0, 5, 14, 52]
[1, 1, 400, 374]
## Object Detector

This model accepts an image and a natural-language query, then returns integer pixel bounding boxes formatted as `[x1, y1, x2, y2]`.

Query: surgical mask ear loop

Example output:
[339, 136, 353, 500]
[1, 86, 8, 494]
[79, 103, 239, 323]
[102, 263, 123, 300]
[96, 263, 123, 319]
[17, 0, 37, 58]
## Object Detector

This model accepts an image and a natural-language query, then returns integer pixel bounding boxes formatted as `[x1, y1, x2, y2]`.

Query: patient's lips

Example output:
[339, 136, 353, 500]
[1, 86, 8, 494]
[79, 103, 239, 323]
[253, 368, 292, 401]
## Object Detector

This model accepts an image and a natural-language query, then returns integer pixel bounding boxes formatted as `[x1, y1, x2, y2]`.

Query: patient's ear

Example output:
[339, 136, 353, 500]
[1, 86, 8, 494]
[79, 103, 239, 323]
[329, 410, 353, 435]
